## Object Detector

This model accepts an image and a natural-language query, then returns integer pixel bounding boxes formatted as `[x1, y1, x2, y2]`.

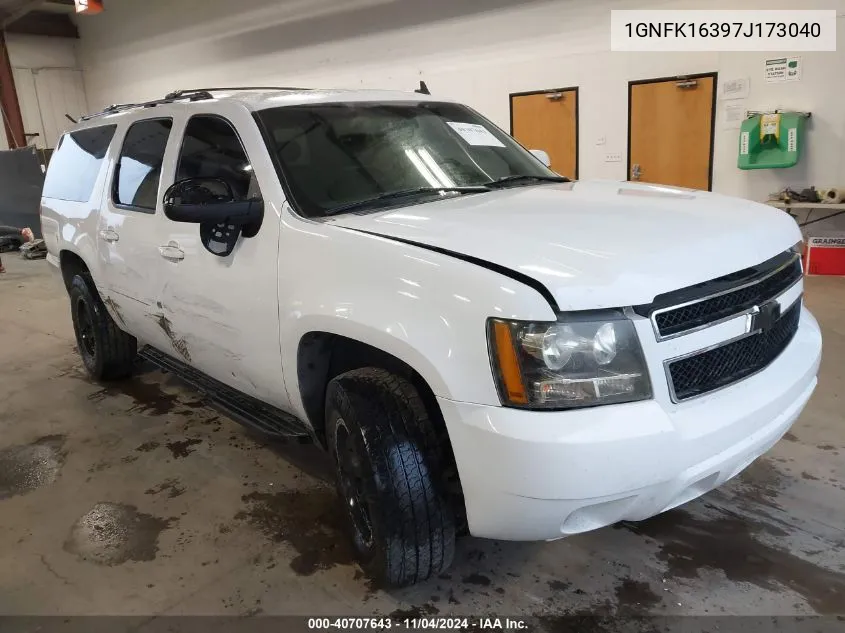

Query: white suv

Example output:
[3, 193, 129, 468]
[40, 87, 822, 586]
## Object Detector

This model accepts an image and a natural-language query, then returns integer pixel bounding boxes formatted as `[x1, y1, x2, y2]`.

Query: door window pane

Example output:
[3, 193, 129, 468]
[114, 118, 173, 210]
[176, 116, 259, 201]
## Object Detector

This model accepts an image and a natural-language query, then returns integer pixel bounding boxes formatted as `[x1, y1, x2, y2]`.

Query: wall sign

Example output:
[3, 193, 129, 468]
[765, 57, 801, 83]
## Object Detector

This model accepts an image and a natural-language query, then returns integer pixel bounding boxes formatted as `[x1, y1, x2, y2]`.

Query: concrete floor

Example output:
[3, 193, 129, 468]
[1, 255, 844, 624]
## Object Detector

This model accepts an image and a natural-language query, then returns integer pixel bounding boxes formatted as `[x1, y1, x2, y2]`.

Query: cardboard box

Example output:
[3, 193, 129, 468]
[804, 235, 845, 276]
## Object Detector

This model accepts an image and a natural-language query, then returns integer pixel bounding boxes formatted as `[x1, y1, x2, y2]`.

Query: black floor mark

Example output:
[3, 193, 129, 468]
[817, 444, 836, 451]
[88, 380, 180, 416]
[534, 611, 617, 633]
[732, 458, 787, 508]
[466, 549, 486, 562]
[0, 435, 66, 500]
[145, 478, 186, 498]
[620, 508, 845, 614]
[136, 441, 160, 452]
[548, 580, 570, 591]
[613, 578, 662, 615]
[463, 573, 492, 586]
[63, 502, 174, 565]
[235, 486, 355, 577]
[165, 438, 202, 459]
[783, 432, 799, 442]
[390, 604, 439, 620]
[801, 471, 820, 481]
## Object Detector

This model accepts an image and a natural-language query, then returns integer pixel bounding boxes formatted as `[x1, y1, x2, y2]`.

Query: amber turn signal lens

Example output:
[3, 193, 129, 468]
[491, 320, 528, 404]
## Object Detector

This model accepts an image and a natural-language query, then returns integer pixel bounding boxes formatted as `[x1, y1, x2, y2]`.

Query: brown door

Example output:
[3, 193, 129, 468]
[510, 88, 578, 179]
[628, 74, 716, 190]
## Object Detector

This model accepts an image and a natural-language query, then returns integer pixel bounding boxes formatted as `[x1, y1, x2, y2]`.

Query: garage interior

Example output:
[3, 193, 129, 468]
[1, 0, 845, 628]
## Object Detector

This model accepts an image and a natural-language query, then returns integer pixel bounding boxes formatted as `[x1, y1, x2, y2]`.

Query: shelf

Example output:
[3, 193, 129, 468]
[764, 201, 845, 210]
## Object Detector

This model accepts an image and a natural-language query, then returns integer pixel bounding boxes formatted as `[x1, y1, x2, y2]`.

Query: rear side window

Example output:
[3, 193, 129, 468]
[114, 118, 173, 211]
[42, 125, 116, 202]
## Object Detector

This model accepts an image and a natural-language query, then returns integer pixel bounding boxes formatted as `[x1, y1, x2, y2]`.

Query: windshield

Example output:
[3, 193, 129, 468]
[257, 101, 562, 217]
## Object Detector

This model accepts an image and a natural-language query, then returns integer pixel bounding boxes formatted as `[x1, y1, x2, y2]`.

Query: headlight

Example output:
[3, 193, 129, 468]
[488, 312, 652, 409]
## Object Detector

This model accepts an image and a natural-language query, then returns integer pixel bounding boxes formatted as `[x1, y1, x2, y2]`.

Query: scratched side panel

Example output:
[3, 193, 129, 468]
[152, 101, 287, 409]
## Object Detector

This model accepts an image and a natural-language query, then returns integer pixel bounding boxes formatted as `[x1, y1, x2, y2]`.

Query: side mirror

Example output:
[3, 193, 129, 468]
[162, 177, 263, 226]
[529, 149, 551, 167]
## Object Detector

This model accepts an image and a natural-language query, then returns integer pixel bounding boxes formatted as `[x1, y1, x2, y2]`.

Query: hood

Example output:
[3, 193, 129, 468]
[327, 181, 801, 311]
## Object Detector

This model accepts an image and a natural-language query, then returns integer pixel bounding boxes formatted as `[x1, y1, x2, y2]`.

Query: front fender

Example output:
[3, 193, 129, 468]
[279, 212, 556, 419]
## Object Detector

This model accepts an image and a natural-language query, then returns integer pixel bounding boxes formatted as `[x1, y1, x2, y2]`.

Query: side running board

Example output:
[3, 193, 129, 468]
[139, 346, 313, 442]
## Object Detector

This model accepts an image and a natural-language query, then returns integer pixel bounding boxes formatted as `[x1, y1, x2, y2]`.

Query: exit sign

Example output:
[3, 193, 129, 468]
[74, 0, 104, 14]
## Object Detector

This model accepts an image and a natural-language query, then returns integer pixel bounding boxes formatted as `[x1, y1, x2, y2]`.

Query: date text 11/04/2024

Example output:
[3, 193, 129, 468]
[307, 618, 529, 630]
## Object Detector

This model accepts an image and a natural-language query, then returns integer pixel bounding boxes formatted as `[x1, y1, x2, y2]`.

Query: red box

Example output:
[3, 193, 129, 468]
[804, 235, 845, 276]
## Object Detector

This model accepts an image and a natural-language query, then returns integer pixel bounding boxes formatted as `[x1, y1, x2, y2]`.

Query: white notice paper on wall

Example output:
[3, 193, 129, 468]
[447, 122, 506, 147]
[721, 78, 750, 100]
[723, 101, 747, 129]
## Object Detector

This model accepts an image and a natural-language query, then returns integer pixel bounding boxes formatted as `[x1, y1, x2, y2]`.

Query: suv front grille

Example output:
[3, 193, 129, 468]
[666, 300, 801, 402]
[653, 256, 802, 339]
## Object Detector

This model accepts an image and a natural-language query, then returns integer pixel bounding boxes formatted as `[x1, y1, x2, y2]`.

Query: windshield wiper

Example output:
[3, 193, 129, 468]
[486, 174, 570, 188]
[324, 186, 491, 216]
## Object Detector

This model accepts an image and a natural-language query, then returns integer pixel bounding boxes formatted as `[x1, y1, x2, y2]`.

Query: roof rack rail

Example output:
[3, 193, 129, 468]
[80, 86, 311, 121]
[164, 86, 312, 99]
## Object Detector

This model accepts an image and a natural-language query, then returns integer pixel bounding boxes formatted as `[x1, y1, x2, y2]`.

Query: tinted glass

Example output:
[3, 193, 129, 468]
[42, 125, 116, 202]
[176, 116, 259, 201]
[257, 102, 557, 217]
[114, 118, 173, 210]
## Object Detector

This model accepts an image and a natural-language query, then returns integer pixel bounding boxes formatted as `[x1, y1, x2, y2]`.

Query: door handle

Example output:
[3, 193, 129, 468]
[99, 229, 119, 243]
[158, 243, 185, 262]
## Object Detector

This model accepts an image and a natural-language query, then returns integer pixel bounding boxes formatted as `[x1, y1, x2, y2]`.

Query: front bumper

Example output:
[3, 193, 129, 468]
[438, 306, 822, 541]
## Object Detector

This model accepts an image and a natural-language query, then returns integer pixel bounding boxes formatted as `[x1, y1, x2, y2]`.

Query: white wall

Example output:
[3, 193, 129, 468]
[6, 34, 87, 148]
[75, 0, 845, 208]
[5, 33, 79, 69]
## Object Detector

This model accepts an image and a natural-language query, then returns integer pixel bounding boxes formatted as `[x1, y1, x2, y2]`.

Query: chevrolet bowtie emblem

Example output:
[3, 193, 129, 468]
[746, 300, 781, 334]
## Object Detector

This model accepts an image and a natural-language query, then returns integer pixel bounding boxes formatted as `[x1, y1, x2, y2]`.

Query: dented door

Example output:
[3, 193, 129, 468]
[98, 110, 183, 351]
[152, 102, 288, 409]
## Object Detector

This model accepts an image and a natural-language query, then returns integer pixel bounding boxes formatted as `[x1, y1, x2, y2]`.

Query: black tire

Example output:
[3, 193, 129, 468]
[69, 274, 137, 381]
[326, 367, 456, 587]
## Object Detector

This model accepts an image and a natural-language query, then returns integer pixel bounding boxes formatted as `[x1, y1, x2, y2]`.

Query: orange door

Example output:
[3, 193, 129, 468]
[628, 75, 715, 190]
[511, 88, 578, 179]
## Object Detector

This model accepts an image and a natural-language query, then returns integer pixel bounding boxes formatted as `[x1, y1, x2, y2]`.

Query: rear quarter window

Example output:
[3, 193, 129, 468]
[42, 125, 117, 202]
